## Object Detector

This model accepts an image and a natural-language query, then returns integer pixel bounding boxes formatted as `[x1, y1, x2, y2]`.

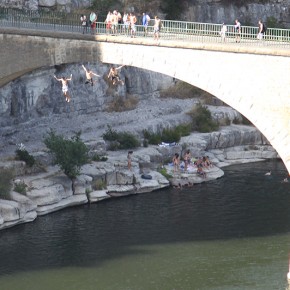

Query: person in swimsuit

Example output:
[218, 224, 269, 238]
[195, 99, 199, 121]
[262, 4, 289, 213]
[107, 65, 125, 85]
[54, 74, 72, 102]
[183, 150, 191, 172]
[82, 65, 100, 86]
[172, 153, 180, 173]
[153, 16, 162, 41]
[127, 150, 133, 170]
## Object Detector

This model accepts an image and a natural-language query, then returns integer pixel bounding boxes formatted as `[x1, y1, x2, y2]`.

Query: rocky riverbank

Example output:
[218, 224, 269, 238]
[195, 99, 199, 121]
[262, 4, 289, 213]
[0, 124, 278, 231]
[0, 63, 279, 230]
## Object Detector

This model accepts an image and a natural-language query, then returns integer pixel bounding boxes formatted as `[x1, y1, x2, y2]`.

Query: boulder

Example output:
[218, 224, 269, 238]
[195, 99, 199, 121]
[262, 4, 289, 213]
[0, 211, 37, 230]
[36, 194, 88, 215]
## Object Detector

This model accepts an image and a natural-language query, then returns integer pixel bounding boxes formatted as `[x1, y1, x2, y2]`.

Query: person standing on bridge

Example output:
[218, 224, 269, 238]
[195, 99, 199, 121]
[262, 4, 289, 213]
[122, 12, 130, 35]
[257, 20, 265, 40]
[107, 65, 125, 86]
[234, 19, 241, 43]
[111, 10, 119, 35]
[220, 23, 227, 42]
[142, 12, 151, 37]
[129, 12, 137, 38]
[89, 11, 97, 35]
[82, 65, 101, 86]
[54, 74, 72, 103]
[80, 14, 88, 34]
[153, 16, 162, 41]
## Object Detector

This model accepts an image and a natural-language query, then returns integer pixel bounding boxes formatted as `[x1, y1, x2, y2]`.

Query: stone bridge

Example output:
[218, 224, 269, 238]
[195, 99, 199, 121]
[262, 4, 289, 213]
[0, 28, 289, 173]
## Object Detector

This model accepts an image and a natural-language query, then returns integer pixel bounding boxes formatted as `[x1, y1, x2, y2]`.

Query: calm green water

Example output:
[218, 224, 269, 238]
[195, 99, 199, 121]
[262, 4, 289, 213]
[0, 160, 289, 290]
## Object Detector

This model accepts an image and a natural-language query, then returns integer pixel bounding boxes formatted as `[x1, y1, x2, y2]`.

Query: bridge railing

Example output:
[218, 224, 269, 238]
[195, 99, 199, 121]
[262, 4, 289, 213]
[1, 8, 290, 47]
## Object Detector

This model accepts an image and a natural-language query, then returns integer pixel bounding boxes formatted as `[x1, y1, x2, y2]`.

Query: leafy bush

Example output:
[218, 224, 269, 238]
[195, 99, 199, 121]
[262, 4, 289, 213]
[187, 103, 219, 133]
[102, 125, 119, 141]
[161, 128, 181, 143]
[102, 125, 140, 151]
[143, 130, 162, 145]
[14, 181, 27, 194]
[117, 132, 140, 149]
[91, 154, 108, 162]
[175, 123, 191, 136]
[143, 123, 191, 145]
[0, 168, 13, 199]
[44, 130, 89, 193]
[15, 143, 35, 167]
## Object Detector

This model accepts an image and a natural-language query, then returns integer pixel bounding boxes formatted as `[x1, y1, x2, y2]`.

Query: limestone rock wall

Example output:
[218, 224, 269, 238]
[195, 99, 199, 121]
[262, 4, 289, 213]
[0, 63, 174, 127]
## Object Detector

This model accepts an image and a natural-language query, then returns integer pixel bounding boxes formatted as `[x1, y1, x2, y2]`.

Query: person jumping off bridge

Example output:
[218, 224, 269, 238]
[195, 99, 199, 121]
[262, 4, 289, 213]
[82, 65, 101, 86]
[54, 74, 72, 102]
[107, 65, 125, 86]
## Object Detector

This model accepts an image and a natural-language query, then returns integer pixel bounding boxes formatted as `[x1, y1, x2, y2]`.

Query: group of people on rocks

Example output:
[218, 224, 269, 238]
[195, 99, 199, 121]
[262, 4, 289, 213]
[54, 64, 125, 102]
[80, 11, 162, 40]
[220, 18, 267, 42]
[172, 151, 213, 179]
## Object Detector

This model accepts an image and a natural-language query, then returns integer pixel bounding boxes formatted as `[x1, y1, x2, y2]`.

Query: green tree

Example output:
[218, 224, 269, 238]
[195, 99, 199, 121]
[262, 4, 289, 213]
[44, 130, 89, 194]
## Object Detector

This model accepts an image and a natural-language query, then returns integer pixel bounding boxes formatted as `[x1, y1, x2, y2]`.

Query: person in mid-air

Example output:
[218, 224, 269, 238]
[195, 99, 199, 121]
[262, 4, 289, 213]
[54, 74, 72, 102]
[107, 65, 125, 85]
[82, 65, 100, 86]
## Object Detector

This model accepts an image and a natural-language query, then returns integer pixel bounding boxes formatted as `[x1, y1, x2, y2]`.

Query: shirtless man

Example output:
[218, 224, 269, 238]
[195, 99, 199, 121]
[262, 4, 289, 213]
[54, 74, 72, 102]
[129, 13, 137, 38]
[153, 16, 162, 41]
[107, 65, 125, 85]
[82, 65, 100, 86]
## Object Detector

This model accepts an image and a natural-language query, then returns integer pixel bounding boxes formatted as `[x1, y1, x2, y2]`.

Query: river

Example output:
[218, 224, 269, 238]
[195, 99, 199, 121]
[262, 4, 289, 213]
[0, 160, 289, 290]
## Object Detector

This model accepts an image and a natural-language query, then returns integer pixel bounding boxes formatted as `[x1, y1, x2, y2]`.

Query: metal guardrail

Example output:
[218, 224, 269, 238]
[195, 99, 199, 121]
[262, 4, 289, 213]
[0, 8, 290, 47]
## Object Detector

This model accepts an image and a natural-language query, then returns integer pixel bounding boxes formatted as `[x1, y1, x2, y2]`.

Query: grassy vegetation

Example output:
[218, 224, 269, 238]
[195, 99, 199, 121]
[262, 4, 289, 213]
[14, 181, 27, 194]
[143, 123, 191, 145]
[15, 143, 35, 167]
[93, 179, 107, 190]
[160, 81, 214, 100]
[107, 95, 139, 112]
[91, 154, 108, 162]
[158, 167, 173, 179]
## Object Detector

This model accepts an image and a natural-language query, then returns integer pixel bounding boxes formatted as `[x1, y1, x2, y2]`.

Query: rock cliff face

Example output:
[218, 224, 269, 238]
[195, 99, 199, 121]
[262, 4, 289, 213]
[1, 0, 290, 27]
[0, 63, 174, 128]
[182, 0, 290, 27]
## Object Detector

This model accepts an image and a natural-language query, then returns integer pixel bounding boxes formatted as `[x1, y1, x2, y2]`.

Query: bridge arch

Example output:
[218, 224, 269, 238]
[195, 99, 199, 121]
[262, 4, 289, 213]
[0, 29, 289, 173]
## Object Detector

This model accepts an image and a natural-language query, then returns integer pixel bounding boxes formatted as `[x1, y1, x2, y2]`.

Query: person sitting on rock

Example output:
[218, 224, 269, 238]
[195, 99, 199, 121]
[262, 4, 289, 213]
[107, 65, 125, 85]
[197, 165, 206, 179]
